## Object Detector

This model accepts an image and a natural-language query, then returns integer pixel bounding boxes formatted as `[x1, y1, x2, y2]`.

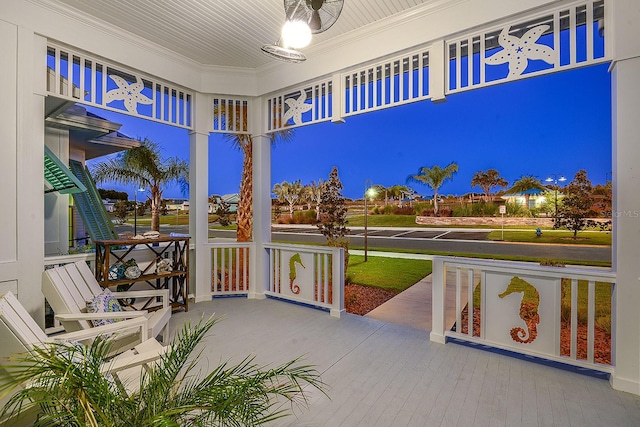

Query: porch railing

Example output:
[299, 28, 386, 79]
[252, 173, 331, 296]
[430, 256, 615, 373]
[264, 243, 344, 318]
[207, 242, 254, 296]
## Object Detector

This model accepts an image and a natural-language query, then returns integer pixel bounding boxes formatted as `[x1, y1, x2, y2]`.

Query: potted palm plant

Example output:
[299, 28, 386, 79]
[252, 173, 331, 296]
[0, 317, 326, 426]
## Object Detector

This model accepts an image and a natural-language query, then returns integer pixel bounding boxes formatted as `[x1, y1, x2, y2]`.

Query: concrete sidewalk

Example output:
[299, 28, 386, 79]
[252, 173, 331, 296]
[365, 274, 433, 331]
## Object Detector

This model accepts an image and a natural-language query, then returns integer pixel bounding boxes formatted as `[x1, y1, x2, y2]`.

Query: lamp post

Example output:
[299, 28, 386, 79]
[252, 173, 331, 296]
[133, 187, 145, 236]
[363, 180, 376, 262]
[545, 174, 566, 219]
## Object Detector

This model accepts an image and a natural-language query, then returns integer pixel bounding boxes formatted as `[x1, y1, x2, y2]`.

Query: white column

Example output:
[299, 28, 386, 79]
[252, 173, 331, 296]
[249, 97, 270, 299]
[610, 0, 640, 395]
[16, 28, 47, 325]
[189, 92, 212, 304]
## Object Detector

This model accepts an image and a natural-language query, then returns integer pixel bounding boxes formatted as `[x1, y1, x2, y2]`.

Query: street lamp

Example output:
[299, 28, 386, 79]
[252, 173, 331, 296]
[133, 187, 145, 236]
[363, 180, 377, 262]
[545, 174, 566, 219]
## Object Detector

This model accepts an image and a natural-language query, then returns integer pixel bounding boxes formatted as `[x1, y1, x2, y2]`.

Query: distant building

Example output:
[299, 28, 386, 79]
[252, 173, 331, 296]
[209, 194, 239, 213]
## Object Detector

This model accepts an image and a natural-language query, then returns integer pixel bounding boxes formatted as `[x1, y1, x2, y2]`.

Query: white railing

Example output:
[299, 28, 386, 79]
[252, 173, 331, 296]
[430, 256, 615, 373]
[207, 242, 254, 296]
[264, 243, 344, 318]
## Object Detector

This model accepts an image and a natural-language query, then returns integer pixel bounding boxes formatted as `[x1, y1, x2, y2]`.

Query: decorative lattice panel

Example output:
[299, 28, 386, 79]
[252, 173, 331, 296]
[212, 98, 250, 134]
[46, 43, 193, 129]
[267, 79, 333, 132]
[447, 0, 606, 94]
[342, 50, 430, 118]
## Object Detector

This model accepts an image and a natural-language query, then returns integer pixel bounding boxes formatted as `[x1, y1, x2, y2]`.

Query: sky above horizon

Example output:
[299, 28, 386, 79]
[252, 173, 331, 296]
[86, 62, 612, 201]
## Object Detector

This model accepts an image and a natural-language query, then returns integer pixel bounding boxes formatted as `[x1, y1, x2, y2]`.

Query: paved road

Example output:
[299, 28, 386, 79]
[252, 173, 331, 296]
[209, 226, 611, 263]
[117, 224, 611, 263]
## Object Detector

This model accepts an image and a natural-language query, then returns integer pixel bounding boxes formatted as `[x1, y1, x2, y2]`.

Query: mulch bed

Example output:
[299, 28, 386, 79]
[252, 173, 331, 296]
[344, 283, 398, 316]
[458, 306, 611, 365]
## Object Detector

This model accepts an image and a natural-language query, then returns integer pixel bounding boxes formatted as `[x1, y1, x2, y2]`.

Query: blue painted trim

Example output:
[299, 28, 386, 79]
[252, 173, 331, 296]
[448, 337, 610, 381]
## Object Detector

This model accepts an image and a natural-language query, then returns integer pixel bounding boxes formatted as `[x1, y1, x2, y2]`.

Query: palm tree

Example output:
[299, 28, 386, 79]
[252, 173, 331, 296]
[471, 169, 508, 202]
[273, 180, 304, 217]
[92, 138, 189, 232]
[0, 317, 326, 426]
[387, 185, 408, 206]
[407, 162, 459, 215]
[216, 104, 293, 242]
[307, 180, 326, 220]
[504, 175, 547, 209]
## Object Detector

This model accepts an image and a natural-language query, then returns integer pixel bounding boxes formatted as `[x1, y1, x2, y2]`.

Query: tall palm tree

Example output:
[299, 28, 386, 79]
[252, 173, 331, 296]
[273, 180, 304, 217]
[92, 138, 189, 232]
[407, 162, 459, 215]
[504, 175, 547, 209]
[216, 103, 293, 242]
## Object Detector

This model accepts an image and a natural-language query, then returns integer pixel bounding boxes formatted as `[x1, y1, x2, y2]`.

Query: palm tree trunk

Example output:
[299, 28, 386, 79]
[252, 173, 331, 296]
[151, 190, 161, 232]
[237, 135, 253, 242]
[433, 192, 439, 216]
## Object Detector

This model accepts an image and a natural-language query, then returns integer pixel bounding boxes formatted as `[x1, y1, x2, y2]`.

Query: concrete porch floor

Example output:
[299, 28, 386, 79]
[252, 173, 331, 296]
[170, 297, 640, 426]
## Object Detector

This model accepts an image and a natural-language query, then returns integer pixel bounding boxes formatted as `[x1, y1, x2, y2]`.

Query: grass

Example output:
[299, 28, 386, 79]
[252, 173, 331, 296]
[488, 230, 612, 245]
[347, 255, 432, 292]
[345, 245, 612, 268]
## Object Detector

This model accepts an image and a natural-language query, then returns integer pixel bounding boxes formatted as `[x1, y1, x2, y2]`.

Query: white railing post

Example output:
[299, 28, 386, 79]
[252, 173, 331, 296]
[430, 257, 446, 344]
[330, 246, 345, 318]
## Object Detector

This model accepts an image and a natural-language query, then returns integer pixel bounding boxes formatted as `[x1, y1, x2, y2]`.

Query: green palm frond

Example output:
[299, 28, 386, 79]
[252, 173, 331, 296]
[1, 317, 327, 427]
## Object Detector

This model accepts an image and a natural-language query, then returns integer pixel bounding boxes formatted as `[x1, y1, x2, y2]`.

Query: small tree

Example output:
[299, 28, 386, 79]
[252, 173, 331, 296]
[113, 200, 129, 224]
[554, 170, 596, 238]
[317, 167, 350, 274]
[273, 180, 304, 217]
[215, 198, 232, 226]
[471, 169, 508, 202]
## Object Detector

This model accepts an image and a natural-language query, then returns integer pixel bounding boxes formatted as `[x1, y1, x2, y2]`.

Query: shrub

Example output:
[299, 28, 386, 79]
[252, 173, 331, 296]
[392, 206, 415, 215]
[293, 209, 317, 224]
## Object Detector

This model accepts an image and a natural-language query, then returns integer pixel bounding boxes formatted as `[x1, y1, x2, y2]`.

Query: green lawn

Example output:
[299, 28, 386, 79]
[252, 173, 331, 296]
[347, 255, 432, 292]
[487, 229, 612, 245]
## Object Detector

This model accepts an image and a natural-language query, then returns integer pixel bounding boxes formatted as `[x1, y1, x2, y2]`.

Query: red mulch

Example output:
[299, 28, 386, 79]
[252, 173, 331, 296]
[344, 283, 398, 316]
[458, 306, 611, 365]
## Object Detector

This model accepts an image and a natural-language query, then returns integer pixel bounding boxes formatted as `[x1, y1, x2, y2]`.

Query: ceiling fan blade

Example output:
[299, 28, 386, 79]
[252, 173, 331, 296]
[309, 10, 321, 31]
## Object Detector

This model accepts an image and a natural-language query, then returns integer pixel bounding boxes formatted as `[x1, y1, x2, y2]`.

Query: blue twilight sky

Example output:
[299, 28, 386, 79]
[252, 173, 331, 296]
[86, 62, 612, 201]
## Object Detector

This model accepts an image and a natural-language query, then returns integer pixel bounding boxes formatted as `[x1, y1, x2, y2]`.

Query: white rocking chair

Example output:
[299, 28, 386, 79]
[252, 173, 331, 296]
[42, 261, 171, 351]
[0, 291, 166, 423]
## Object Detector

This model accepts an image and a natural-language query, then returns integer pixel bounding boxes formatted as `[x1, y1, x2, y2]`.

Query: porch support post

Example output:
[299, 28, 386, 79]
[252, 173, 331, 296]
[190, 92, 212, 303]
[610, 0, 640, 396]
[430, 257, 446, 344]
[17, 28, 47, 325]
[249, 97, 270, 299]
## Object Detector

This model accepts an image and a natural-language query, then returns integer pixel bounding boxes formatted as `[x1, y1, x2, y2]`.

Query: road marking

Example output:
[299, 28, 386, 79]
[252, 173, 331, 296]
[433, 230, 451, 239]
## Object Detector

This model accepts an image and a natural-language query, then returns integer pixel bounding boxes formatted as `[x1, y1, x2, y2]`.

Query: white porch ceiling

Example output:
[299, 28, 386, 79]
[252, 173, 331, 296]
[48, 0, 433, 69]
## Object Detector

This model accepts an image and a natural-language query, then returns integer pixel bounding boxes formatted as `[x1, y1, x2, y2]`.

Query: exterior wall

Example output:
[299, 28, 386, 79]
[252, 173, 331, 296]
[44, 127, 70, 256]
[0, 21, 46, 325]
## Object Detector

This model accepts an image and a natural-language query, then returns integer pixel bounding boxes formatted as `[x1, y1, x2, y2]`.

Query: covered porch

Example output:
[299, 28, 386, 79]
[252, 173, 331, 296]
[3, 0, 640, 409]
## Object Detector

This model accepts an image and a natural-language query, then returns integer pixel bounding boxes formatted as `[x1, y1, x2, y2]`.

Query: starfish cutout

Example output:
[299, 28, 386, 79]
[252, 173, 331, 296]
[105, 75, 153, 114]
[486, 25, 557, 77]
[282, 90, 312, 125]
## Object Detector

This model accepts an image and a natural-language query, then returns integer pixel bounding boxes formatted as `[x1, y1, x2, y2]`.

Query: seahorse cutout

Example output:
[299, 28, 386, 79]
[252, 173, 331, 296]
[498, 276, 540, 344]
[289, 253, 305, 294]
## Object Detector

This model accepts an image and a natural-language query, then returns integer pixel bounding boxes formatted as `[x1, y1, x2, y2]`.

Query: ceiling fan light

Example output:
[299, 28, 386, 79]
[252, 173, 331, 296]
[281, 20, 312, 49]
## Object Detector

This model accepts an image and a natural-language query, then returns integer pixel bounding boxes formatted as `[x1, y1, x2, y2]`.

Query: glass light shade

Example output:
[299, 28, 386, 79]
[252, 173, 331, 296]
[282, 20, 312, 49]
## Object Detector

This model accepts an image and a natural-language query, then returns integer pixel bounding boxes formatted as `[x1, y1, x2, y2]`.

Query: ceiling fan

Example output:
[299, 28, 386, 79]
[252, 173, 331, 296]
[284, 0, 344, 33]
[261, 0, 344, 63]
